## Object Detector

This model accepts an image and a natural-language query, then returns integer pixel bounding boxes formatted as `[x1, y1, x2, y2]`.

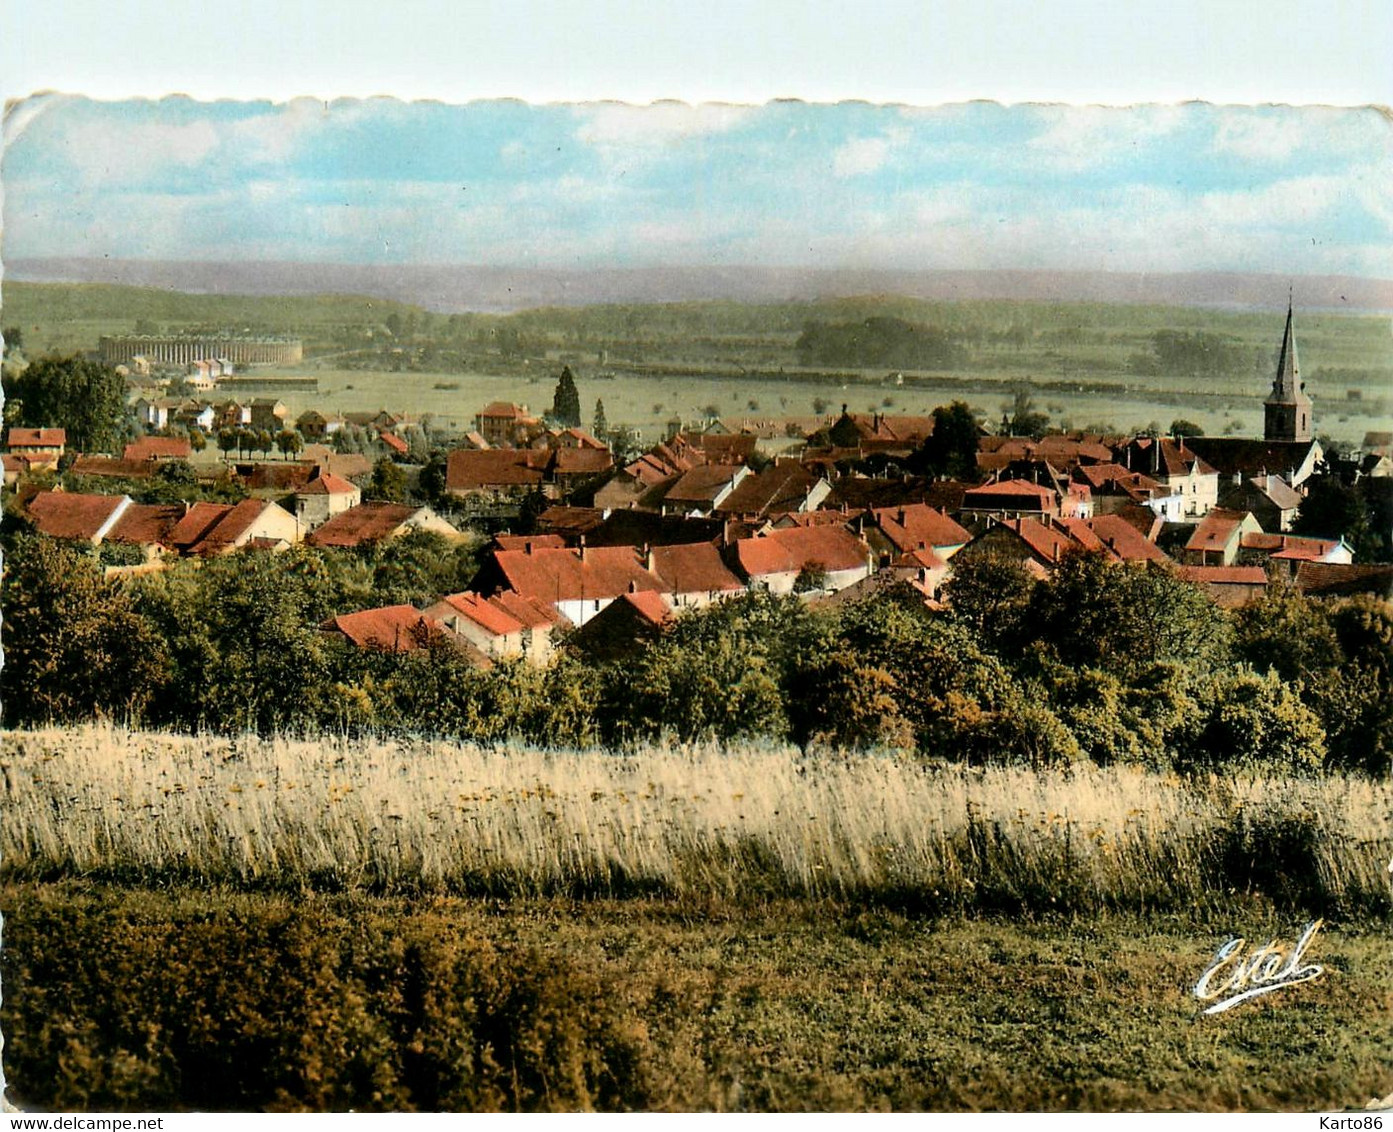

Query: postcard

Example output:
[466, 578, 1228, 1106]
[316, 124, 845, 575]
[1, 95, 1390, 1113]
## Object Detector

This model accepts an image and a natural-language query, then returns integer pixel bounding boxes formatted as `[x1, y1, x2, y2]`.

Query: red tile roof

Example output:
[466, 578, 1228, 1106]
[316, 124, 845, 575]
[648, 541, 745, 595]
[490, 545, 665, 603]
[167, 502, 233, 549]
[1176, 566, 1269, 585]
[961, 478, 1058, 510]
[479, 402, 533, 420]
[436, 592, 525, 637]
[123, 437, 191, 461]
[1239, 532, 1343, 560]
[1086, 514, 1171, 563]
[997, 517, 1078, 564]
[617, 589, 673, 626]
[494, 534, 568, 552]
[169, 499, 275, 554]
[296, 471, 359, 496]
[320, 605, 442, 652]
[1185, 508, 1251, 553]
[69, 456, 155, 479]
[550, 446, 613, 476]
[27, 491, 128, 541]
[378, 430, 409, 455]
[716, 462, 820, 518]
[106, 503, 185, 547]
[734, 526, 870, 577]
[445, 448, 548, 491]
[869, 504, 971, 553]
[490, 589, 568, 628]
[7, 427, 66, 449]
[306, 502, 420, 548]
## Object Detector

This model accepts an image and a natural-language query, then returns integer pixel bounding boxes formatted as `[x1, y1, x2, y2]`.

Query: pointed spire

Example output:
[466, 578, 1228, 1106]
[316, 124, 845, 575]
[1264, 296, 1312, 443]
[1271, 297, 1300, 401]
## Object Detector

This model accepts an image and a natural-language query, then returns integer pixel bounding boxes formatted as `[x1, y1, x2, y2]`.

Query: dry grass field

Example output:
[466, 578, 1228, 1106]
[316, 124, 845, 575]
[5, 724, 1393, 1111]
[5, 725, 1391, 913]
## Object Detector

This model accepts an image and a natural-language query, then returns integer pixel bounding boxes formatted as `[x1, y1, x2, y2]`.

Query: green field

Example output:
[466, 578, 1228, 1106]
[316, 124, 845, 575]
[4, 884, 1391, 1112]
[5, 281, 1391, 446]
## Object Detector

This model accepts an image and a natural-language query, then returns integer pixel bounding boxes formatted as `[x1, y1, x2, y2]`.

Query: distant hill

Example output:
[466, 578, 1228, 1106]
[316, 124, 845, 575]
[9, 258, 1392, 315]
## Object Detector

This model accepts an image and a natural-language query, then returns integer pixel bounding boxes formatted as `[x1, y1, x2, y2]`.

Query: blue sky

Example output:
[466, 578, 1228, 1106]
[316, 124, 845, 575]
[3, 96, 1389, 277]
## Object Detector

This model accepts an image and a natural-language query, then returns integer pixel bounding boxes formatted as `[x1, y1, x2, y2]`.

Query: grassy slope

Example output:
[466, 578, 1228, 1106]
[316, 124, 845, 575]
[3, 882, 1391, 1112]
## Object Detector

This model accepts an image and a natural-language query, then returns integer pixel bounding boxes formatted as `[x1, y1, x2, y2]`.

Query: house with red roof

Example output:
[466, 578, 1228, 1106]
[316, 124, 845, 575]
[469, 542, 667, 627]
[444, 448, 551, 501]
[646, 540, 746, 609]
[1184, 509, 1264, 566]
[861, 503, 971, 568]
[124, 436, 192, 462]
[424, 591, 527, 660]
[305, 501, 459, 549]
[25, 491, 133, 543]
[475, 402, 543, 448]
[1175, 566, 1270, 608]
[6, 428, 65, 470]
[1073, 462, 1184, 522]
[424, 589, 568, 663]
[168, 498, 302, 555]
[654, 464, 751, 516]
[1241, 531, 1354, 570]
[569, 590, 674, 662]
[959, 478, 1060, 521]
[713, 460, 830, 521]
[319, 605, 449, 654]
[732, 525, 873, 596]
[1119, 437, 1219, 520]
[292, 469, 363, 530]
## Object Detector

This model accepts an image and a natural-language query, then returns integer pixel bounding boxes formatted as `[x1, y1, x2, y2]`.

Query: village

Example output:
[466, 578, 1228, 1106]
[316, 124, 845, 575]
[5, 303, 1391, 671]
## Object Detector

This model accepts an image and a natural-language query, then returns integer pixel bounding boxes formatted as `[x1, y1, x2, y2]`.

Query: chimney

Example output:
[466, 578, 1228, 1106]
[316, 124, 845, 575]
[897, 507, 906, 526]
[578, 534, 587, 562]
[644, 543, 655, 573]
[1151, 440, 1160, 476]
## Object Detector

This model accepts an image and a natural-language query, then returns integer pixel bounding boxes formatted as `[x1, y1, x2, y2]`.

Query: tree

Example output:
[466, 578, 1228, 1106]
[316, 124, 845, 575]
[551, 366, 581, 427]
[187, 429, 207, 453]
[942, 548, 1036, 647]
[417, 449, 448, 505]
[0, 536, 167, 725]
[235, 428, 257, 460]
[1021, 553, 1231, 682]
[1001, 389, 1050, 438]
[369, 456, 407, 502]
[916, 400, 979, 479]
[276, 429, 303, 460]
[2, 325, 22, 351]
[217, 428, 238, 461]
[1169, 419, 1205, 437]
[592, 398, 608, 439]
[255, 430, 274, 459]
[2, 354, 129, 453]
[1291, 475, 1368, 545]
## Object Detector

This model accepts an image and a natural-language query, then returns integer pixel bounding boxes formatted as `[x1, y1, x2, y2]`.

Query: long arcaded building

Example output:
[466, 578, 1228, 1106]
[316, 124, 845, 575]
[100, 334, 303, 366]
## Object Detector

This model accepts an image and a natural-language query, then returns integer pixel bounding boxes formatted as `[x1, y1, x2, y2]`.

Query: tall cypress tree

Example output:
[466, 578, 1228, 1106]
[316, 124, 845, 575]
[593, 398, 608, 439]
[551, 366, 581, 428]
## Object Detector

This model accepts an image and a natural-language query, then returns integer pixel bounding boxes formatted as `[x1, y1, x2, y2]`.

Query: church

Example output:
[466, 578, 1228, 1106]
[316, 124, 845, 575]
[1184, 300, 1326, 515]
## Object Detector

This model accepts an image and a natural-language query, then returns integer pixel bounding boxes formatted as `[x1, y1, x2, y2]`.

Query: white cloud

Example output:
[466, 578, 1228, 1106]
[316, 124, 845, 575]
[574, 101, 750, 155]
[227, 98, 325, 164]
[832, 135, 892, 178]
[1209, 106, 1391, 162]
[58, 114, 222, 186]
[1025, 104, 1187, 171]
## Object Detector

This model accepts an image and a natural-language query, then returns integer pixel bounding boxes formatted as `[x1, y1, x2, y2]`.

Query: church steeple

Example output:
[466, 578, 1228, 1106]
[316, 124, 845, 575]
[1264, 297, 1312, 442]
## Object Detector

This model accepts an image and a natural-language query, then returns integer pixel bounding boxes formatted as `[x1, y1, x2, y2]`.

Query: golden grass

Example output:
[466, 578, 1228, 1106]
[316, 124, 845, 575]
[4, 724, 1391, 912]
